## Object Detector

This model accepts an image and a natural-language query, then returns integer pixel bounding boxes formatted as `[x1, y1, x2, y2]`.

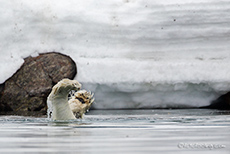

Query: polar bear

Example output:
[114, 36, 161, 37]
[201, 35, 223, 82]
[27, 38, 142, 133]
[47, 78, 94, 120]
[69, 90, 94, 119]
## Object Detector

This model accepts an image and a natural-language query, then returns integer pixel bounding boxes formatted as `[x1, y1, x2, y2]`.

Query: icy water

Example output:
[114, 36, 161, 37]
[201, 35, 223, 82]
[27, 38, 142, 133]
[0, 109, 230, 154]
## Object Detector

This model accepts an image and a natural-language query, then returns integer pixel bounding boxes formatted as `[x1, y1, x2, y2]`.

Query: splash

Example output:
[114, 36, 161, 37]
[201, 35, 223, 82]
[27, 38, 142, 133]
[47, 99, 53, 119]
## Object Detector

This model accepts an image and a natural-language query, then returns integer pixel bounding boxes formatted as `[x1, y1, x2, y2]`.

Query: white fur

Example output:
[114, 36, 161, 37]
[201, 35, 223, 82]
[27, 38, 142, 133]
[68, 90, 94, 118]
[51, 97, 76, 120]
[47, 79, 81, 120]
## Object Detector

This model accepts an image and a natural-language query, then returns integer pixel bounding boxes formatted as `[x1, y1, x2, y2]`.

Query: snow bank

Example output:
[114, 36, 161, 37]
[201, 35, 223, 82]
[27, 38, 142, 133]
[1, 0, 230, 108]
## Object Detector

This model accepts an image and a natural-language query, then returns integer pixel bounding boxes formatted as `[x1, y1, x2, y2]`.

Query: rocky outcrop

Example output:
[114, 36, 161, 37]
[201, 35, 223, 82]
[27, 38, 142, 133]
[207, 92, 230, 110]
[0, 52, 77, 116]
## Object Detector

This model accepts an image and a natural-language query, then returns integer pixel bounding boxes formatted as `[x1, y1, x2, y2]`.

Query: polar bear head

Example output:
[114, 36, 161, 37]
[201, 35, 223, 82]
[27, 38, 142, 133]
[68, 90, 94, 118]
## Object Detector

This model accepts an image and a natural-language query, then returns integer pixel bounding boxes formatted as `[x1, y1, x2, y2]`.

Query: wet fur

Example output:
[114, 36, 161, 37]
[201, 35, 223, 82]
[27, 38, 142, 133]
[69, 90, 94, 118]
[48, 79, 94, 120]
[47, 79, 81, 120]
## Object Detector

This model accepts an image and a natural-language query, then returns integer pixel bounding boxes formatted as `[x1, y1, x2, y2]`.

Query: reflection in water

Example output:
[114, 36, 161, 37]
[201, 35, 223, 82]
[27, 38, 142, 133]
[0, 109, 230, 154]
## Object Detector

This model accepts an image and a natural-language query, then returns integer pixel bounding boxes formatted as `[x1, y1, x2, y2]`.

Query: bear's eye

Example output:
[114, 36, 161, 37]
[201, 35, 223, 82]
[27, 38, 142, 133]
[77, 98, 85, 104]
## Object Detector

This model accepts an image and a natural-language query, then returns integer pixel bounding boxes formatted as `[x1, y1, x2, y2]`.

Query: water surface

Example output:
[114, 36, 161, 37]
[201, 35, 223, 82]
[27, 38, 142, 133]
[0, 109, 230, 154]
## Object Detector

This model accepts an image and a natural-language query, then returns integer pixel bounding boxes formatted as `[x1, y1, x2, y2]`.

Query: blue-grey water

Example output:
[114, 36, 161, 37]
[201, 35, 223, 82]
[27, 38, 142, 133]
[0, 109, 230, 154]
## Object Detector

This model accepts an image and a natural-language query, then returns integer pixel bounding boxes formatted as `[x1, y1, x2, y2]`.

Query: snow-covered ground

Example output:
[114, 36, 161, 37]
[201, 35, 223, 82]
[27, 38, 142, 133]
[1, 0, 230, 108]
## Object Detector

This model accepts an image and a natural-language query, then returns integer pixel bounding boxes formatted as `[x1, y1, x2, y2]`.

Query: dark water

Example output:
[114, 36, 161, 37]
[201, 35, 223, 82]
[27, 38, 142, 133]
[0, 109, 230, 154]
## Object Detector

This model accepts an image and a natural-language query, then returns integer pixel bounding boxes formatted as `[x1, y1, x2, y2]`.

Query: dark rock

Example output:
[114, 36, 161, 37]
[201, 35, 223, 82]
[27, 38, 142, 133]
[207, 92, 230, 110]
[0, 83, 13, 112]
[0, 52, 77, 115]
[34, 52, 77, 83]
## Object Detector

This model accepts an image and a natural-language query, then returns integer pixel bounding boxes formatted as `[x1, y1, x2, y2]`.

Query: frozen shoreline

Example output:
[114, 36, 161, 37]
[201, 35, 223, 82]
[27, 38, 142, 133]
[1, 0, 230, 108]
